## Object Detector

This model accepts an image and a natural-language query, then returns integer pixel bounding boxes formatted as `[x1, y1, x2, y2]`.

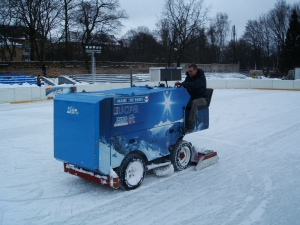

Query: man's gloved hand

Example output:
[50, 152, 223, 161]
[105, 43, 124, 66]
[175, 81, 181, 86]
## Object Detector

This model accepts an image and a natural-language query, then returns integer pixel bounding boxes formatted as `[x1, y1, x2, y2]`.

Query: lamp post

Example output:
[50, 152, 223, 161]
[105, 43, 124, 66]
[85, 45, 102, 83]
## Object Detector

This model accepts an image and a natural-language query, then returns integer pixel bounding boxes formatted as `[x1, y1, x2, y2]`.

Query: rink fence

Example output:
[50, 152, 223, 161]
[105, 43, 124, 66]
[1, 79, 300, 103]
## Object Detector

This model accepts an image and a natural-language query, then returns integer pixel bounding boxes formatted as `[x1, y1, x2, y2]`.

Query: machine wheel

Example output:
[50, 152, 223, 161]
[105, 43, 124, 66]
[170, 140, 192, 171]
[117, 154, 146, 190]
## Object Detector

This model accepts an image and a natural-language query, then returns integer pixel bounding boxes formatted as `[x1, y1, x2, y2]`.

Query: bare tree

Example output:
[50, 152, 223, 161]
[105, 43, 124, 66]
[155, 18, 176, 66]
[206, 24, 218, 62]
[210, 12, 230, 63]
[157, 0, 210, 66]
[121, 26, 161, 62]
[9, 0, 41, 61]
[61, 0, 79, 60]
[36, 0, 62, 76]
[259, 14, 273, 74]
[267, 0, 291, 69]
[243, 19, 265, 70]
[8, 0, 61, 64]
[74, 0, 128, 70]
[0, 0, 19, 61]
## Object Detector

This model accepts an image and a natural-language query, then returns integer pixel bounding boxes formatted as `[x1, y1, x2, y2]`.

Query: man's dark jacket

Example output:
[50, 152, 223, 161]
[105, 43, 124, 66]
[181, 69, 207, 100]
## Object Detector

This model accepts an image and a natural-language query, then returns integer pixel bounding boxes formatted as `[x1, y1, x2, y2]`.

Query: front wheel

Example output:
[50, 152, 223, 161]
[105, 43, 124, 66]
[170, 140, 192, 171]
[117, 154, 146, 190]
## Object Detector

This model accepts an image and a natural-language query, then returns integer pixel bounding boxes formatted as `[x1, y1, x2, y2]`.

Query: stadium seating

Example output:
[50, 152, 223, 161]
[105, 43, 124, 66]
[0, 74, 38, 85]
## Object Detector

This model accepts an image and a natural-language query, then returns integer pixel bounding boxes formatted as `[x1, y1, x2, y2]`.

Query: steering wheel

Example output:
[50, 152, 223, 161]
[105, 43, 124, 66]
[175, 83, 182, 88]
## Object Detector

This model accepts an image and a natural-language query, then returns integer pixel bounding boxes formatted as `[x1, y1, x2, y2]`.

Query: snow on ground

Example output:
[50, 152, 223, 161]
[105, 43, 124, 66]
[205, 72, 250, 79]
[1, 89, 300, 225]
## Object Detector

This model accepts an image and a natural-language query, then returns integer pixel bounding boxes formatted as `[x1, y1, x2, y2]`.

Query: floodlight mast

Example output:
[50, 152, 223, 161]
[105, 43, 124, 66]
[85, 46, 102, 81]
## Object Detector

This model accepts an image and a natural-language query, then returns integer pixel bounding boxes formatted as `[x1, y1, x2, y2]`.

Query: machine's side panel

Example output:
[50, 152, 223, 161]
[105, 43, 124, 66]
[109, 95, 148, 168]
[99, 98, 113, 174]
[185, 108, 209, 131]
[197, 108, 209, 130]
[185, 88, 213, 132]
[108, 87, 190, 167]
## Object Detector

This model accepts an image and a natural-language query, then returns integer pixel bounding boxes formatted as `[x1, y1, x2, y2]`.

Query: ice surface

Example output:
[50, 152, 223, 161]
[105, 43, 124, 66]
[1, 89, 300, 225]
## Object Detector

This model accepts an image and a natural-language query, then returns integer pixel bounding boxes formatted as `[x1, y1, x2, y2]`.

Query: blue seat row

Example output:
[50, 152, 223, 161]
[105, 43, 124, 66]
[0, 80, 37, 85]
[0, 74, 26, 79]
[0, 74, 26, 78]
[0, 79, 36, 81]
[0, 74, 38, 85]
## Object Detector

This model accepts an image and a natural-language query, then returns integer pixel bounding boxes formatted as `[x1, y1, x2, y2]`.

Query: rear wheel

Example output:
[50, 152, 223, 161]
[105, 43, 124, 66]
[117, 154, 146, 190]
[170, 140, 192, 171]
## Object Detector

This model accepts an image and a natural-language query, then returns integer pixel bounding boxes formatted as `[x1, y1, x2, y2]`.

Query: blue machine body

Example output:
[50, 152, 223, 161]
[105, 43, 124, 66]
[54, 86, 209, 175]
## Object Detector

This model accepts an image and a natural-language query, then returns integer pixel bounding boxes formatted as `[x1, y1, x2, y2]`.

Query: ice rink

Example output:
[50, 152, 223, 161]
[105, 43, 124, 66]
[1, 89, 300, 225]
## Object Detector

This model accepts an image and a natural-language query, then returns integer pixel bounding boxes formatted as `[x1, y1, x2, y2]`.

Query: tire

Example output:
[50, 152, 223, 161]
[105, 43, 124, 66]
[117, 154, 146, 190]
[170, 140, 192, 171]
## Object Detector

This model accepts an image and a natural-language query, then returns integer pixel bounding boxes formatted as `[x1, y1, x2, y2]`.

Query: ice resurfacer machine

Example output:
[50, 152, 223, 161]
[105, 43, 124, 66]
[54, 85, 218, 190]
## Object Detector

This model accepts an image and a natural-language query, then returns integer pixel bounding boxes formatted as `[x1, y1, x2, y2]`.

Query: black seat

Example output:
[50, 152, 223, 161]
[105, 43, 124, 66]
[205, 88, 214, 107]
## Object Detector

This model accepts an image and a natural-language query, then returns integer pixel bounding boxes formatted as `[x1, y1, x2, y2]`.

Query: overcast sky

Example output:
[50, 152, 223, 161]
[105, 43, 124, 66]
[118, 0, 299, 38]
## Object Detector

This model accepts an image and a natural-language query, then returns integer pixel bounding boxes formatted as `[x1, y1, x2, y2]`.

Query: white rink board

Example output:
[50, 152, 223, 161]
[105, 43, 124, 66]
[1, 79, 300, 103]
[249, 80, 273, 89]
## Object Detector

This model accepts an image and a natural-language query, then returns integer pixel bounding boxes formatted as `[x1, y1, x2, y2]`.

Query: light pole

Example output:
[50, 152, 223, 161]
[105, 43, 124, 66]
[85, 46, 102, 83]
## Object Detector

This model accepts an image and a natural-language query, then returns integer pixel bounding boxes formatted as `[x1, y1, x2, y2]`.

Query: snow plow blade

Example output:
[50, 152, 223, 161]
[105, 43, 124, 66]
[63, 163, 119, 189]
[191, 150, 219, 171]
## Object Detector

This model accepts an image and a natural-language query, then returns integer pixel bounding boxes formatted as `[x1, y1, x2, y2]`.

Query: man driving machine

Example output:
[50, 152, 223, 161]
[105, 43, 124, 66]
[175, 64, 207, 133]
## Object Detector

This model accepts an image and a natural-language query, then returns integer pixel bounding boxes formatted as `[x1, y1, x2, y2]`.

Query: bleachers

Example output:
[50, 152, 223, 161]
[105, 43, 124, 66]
[70, 74, 149, 84]
[0, 74, 37, 85]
